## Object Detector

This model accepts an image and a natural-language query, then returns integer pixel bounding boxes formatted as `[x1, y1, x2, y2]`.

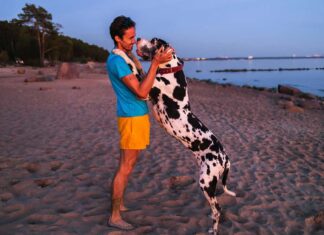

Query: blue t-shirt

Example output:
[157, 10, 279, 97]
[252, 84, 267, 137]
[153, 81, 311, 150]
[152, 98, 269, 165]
[106, 53, 149, 117]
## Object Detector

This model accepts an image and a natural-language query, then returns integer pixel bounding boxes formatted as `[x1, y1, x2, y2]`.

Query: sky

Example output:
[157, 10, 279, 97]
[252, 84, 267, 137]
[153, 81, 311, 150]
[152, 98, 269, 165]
[1, 0, 324, 58]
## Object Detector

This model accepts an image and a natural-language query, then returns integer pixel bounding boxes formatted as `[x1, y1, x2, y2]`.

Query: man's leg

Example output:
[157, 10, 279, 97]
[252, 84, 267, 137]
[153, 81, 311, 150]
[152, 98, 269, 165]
[117, 149, 139, 211]
[110, 149, 140, 227]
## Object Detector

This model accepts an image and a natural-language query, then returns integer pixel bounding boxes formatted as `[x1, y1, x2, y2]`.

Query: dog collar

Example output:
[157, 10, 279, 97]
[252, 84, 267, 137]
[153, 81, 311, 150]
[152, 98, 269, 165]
[157, 64, 183, 75]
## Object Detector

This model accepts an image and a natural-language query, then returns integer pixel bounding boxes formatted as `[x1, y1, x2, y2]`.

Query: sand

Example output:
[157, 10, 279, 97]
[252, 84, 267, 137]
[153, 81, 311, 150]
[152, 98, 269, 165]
[0, 64, 323, 235]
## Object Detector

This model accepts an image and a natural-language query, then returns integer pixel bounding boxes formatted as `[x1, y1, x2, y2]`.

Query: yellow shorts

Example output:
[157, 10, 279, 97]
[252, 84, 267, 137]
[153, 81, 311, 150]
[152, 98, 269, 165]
[117, 114, 150, 150]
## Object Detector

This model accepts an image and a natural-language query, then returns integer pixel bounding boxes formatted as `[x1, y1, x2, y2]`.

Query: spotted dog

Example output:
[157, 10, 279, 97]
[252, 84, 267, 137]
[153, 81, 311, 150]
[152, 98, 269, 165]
[113, 38, 236, 234]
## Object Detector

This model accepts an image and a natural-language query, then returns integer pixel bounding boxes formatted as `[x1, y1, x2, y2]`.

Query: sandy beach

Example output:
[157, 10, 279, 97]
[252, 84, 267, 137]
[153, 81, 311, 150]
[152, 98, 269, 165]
[0, 64, 323, 235]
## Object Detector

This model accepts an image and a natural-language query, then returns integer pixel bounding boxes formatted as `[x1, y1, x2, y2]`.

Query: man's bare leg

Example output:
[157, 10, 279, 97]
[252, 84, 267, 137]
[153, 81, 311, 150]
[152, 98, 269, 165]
[120, 199, 129, 211]
[109, 149, 139, 229]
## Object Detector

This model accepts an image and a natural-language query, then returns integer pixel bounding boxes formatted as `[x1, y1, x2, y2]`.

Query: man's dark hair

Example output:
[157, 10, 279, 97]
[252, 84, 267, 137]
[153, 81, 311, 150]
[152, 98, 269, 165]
[110, 16, 136, 45]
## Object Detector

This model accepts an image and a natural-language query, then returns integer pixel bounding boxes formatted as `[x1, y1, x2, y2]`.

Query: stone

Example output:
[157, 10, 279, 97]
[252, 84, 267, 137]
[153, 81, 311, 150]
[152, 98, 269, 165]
[297, 92, 316, 100]
[278, 85, 301, 96]
[56, 62, 80, 79]
[278, 100, 304, 113]
[24, 75, 55, 82]
[17, 68, 26, 74]
[39, 87, 52, 91]
[288, 106, 304, 113]
[278, 100, 295, 109]
[296, 99, 322, 110]
[24, 162, 40, 173]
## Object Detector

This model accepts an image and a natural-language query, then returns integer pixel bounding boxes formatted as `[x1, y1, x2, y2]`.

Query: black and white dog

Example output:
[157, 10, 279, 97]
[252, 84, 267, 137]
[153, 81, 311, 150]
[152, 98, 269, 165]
[113, 38, 236, 234]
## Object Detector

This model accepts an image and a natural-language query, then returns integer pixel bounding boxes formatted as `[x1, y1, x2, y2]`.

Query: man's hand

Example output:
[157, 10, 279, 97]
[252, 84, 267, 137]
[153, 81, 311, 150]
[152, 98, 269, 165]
[152, 47, 173, 66]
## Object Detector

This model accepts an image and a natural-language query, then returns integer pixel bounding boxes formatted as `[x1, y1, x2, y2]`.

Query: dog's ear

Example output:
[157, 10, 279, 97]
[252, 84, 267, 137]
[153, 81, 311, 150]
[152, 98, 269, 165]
[151, 38, 169, 50]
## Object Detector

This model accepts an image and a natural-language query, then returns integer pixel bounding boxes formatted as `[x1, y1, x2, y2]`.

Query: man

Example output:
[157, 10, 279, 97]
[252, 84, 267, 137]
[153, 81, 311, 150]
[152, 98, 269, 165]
[106, 16, 172, 230]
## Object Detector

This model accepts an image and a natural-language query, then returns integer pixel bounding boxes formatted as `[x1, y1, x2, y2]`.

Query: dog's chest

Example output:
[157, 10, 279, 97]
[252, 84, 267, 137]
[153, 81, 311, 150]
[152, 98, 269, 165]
[153, 73, 178, 96]
[151, 71, 188, 114]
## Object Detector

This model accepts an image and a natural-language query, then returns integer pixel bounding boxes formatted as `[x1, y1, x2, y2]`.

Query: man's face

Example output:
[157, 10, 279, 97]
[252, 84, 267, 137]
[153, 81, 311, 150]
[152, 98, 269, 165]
[116, 27, 136, 52]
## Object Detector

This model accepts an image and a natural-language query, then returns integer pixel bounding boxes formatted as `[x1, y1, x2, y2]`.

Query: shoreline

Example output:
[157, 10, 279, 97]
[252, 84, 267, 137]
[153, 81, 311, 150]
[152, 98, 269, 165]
[189, 77, 324, 101]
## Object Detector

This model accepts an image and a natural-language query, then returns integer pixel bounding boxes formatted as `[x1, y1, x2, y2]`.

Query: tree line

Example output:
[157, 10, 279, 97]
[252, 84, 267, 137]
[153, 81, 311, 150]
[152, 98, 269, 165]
[0, 4, 109, 66]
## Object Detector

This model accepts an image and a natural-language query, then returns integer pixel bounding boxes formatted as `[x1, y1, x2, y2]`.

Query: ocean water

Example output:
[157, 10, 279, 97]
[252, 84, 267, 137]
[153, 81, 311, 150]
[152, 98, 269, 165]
[143, 58, 324, 97]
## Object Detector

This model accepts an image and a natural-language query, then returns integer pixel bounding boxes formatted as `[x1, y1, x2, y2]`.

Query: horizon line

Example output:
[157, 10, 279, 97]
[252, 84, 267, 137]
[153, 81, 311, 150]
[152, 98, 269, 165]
[181, 55, 324, 61]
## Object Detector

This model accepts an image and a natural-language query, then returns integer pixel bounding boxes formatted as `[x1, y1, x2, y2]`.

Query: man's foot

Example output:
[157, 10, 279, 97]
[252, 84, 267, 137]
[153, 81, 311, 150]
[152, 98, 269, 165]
[108, 216, 134, 230]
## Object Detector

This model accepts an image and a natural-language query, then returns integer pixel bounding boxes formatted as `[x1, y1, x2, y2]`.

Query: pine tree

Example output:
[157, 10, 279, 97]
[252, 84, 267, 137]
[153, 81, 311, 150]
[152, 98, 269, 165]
[14, 4, 61, 66]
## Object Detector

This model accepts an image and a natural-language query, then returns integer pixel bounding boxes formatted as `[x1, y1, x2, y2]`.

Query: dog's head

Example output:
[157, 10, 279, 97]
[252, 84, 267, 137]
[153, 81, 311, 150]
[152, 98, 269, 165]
[136, 37, 170, 61]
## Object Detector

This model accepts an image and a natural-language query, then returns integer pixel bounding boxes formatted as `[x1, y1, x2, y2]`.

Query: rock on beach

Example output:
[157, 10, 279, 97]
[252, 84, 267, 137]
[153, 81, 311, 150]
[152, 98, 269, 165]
[56, 62, 80, 79]
[278, 84, 302, 96]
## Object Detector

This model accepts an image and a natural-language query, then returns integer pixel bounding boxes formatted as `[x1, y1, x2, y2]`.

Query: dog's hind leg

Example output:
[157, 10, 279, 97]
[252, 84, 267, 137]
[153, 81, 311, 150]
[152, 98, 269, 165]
[222, 159, 236, 197]
[199, 169, 221, 234]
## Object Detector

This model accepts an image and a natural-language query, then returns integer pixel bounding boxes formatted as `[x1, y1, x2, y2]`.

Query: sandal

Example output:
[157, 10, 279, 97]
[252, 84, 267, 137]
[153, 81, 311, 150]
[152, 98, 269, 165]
[108, 216, 134, 230]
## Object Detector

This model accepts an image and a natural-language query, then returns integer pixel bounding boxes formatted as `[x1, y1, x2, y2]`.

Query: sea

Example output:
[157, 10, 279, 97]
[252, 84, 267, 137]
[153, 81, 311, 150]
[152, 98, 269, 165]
[142, 58, 324, 97]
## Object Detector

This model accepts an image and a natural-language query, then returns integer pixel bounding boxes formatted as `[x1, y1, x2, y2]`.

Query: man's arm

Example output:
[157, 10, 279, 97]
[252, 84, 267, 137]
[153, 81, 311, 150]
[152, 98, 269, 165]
[122, 48, 172, 99]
